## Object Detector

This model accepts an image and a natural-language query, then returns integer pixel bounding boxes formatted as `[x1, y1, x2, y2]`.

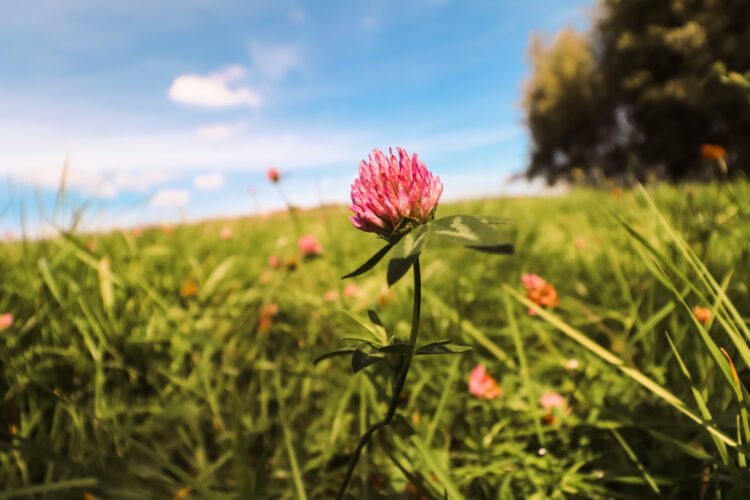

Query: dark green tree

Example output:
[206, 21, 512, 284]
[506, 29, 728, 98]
[523, 0, 750, 183]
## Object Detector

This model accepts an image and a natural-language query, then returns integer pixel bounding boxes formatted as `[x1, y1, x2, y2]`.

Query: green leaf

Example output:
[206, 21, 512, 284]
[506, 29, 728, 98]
[378, 344, 411, 354]
[415, 341, 472, 355]
[200, 256, 237, 299]
[367, 309, 384, 326]
[340, 310, 388, 345]
[351, 345, 385, 373]
[313, 349, 356, 366]
[387, 224, 430, 286]
[473, 215, 510, 225]
[342, 242, 395, 279]
[465, 244, 514, 254]
[428, 214, 511, 251]
[0, 478, 98, 499]
[387, 254, 419, 287]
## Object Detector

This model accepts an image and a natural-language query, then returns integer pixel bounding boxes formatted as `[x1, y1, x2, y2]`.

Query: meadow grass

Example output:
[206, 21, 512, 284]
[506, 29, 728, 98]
[1, 181, 750, 499]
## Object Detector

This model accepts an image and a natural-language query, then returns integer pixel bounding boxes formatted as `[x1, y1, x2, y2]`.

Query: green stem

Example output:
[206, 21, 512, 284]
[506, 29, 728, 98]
[336, 258, 422, 499]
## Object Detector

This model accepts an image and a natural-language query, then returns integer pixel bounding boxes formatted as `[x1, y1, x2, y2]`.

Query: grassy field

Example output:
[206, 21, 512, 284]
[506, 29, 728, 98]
[1, 181, 750, 499]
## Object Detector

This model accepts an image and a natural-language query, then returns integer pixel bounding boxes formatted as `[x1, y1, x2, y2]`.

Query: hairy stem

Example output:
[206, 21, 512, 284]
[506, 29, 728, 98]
[336, 258, 422, 499]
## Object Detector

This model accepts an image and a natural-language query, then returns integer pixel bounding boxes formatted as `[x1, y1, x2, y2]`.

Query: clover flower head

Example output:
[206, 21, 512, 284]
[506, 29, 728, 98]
[522, 273, 559, 314]
[298, 235, 322, 257]
[0, 313, 13, 331]
[267, 166, 280, 183]
[469, 365, 501, 399]
[540, 392, 565, 410]
[349, 148, 443, 239]
[268, 255, 282, 269]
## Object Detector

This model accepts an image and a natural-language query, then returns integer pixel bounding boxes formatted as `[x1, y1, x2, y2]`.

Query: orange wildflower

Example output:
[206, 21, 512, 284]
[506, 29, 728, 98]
[521, 274, 559, 314]
[172, 486, 193, 500]
[180, 280, 198, 298]
[701, 143, 726, 161]
[286, 256, 298, 271]
[378, 286, 393, 307]
[693, 306, 711, 326]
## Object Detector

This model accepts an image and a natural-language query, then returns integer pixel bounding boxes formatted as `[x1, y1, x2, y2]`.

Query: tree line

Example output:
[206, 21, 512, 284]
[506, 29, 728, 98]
[523, 0, 750, 184]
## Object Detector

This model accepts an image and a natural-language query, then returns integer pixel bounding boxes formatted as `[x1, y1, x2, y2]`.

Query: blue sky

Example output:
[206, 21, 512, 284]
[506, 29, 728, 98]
[0, 0, 591, 236]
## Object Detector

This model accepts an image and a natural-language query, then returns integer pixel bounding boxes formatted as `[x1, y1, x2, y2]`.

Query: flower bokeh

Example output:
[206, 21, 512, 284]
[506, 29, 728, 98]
[469, 365, 501, 399]
[298, 235, 322, 258]
[266, 166, 280, 183]
[522, 273, 559, 314]
[0, 313, 14, 331]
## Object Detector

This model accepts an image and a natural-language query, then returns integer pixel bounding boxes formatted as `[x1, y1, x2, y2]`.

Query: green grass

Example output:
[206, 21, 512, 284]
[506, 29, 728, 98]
[2, 181, 750, 498]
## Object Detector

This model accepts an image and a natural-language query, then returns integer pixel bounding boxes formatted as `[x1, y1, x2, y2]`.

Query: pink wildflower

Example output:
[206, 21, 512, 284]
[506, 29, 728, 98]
[298, 235, 322, 257]
[349, 148, 443, 239]
[0, 313, 13, 331]
[323, 290, 339, 302]
[266, 167, 280, 183]
[469, 365, 501, 399]
[220, 227, 233, 239]
[344, 284, 359, 297]
[540, 392, 565, 410]
[522, 273, 559, 314]
[259, 303, 279, 333]
[268, 255, 282, 269]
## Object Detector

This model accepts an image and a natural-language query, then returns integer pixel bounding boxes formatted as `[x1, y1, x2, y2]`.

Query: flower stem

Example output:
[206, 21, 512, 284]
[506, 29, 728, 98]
[336, 258, 422, 499]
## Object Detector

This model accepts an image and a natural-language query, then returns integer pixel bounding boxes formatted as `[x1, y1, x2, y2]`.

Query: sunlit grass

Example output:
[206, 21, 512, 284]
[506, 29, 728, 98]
[1, 182, 750, 498]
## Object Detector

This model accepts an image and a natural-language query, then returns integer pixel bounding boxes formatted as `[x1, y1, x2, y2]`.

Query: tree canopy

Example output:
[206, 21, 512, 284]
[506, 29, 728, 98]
[523, 0, 750, 184]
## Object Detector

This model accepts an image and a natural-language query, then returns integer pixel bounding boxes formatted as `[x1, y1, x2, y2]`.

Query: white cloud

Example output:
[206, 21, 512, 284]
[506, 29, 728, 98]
[167, 65, 262, 108]
[111, 170, 173, 192]
[150, 188, 190, 208]
[1, 121, 520, 189]
[248, 43, 303, 81]
[195, 121, 247, 142]
[94, 179, 118, 198]
[193, 173, 225, 189]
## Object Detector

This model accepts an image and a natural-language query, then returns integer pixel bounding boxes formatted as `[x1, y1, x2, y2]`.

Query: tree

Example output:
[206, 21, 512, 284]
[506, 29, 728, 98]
[523, 0, 750, 183]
